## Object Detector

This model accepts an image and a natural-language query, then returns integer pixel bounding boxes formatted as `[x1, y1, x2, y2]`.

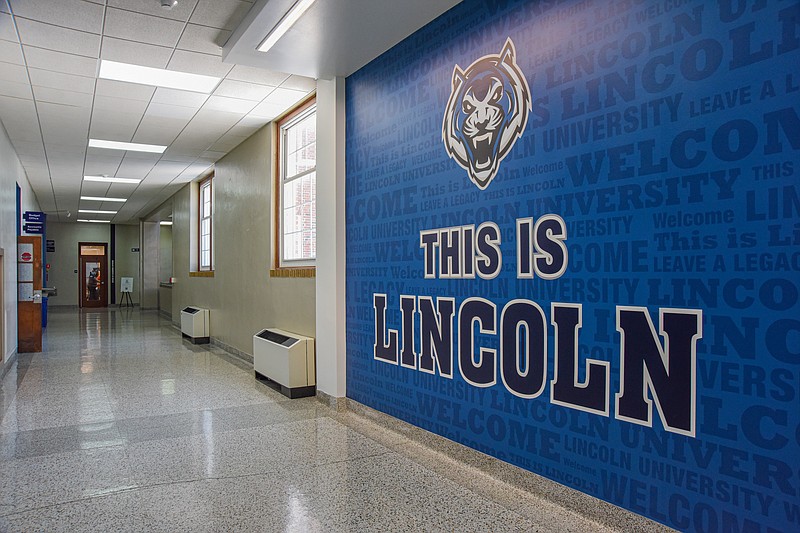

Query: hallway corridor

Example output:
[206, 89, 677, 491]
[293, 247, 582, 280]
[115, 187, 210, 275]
[0, 308, 623, 532]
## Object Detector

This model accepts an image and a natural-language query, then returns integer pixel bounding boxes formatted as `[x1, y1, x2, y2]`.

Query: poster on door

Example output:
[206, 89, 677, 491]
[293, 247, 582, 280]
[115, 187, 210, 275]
[344, 0, 799, 530]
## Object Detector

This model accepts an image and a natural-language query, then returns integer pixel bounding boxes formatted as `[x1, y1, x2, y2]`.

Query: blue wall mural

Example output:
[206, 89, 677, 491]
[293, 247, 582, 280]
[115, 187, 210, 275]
[345, 0, 799, 530]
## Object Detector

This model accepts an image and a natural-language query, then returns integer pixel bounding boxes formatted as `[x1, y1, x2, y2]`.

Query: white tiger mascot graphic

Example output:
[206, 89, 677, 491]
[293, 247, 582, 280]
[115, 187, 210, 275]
[442, 38, 531, 190]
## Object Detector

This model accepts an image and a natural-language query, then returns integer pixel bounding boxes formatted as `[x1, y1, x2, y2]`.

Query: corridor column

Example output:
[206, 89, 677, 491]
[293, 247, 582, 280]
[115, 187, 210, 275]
[315, 77, 347, 400]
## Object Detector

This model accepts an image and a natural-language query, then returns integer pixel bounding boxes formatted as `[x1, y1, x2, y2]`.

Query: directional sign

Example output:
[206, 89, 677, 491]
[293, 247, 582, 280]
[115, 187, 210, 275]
[23, 211, 45, 222]
[23, 223, 44, 234]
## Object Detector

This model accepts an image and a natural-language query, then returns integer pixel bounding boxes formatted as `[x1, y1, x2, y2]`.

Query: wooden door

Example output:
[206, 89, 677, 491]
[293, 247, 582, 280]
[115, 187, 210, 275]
[18, 236, 42, 352]
[79, 243, 108, 308]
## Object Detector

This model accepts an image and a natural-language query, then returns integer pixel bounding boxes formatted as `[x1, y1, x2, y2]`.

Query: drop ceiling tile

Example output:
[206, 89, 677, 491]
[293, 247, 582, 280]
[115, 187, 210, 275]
[95, 79, 155, 102]
[202, 95, 256, 114]
[0, 3, 8, 14]
[213, 79, 273, 101]
[84, 155, 124, 176]
[0, 62, 28, 84]
[145, 102, 198, 120]
[262, 86, 307, 107]
[100, 37, 173, 69]
[147, 160, 191, 179]
[159, 152, 197, 163]
[177, 24, 230, 56]
[93, 95, 150, 115]
[28, 68, 95, 94]
[13, 140, 45, 156]
[42, 129, 89, 148]
[151, 88, 208, 108]
[104, 8, 184, 48]
[226, 121, 264, 138]
[210, 134, 247, 152]
[0, 80, 32, 99]
[249, 100, 285, 120]
[162, 145, 204, 159]
[177, 162, 213, 181]
[280, 75, 316, 92]
[48, 152, 85, 167]
[171, 130, 218, 149]
[132, 123, 183, 147]
[167, 49, 232, 78]
[49, 164, 84, 179]
[15, 18, 100, 58]
[9, 0, 104, 34]
[117, 156, 157, 177]
[89, 115, 142, 143]
[33, 86, 93, 107]
[0, 39, 23, 64]
[0, 13, 18, 42]
[188, 107, 242, 129]
[37, 101, 91, 126]
[45, 142, 87, 156]
[226, 64, 289, 86]
[24, 46, 99, 77]
[107, 0, 199, 22]
[4, 124, 41, 143]
[190, 0, 252, 31]
[200, 150, 226, 160]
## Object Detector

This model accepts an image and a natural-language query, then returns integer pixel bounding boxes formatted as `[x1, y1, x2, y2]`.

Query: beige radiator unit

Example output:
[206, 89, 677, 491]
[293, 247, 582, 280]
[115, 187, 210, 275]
[180, 306, 209, 344]
[253, 328, 315, 398]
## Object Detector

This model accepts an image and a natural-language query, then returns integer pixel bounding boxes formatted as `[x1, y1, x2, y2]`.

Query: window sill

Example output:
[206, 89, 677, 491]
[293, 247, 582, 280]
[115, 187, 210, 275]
[270, 267, 315, 278]
[189, 271, 214, 278]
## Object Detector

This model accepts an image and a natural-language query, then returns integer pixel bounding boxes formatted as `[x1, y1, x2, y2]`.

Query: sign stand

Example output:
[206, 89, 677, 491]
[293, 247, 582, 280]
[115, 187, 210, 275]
[120, 277, 133, 308]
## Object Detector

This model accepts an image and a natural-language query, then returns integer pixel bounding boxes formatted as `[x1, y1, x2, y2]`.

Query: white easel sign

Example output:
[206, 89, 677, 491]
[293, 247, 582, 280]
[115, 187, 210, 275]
[120, 277, 133, 293]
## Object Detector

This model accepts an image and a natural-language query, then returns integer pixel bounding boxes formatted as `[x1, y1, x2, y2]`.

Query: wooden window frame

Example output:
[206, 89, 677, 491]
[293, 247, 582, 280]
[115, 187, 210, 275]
[272, 95, 316, 278]
[198, 173, 213, 272]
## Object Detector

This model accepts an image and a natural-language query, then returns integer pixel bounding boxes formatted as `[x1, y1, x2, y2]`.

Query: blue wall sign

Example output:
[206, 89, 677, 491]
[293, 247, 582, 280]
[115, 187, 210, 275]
[23, 211, 45, 223]
[23, 223, 44, 234]
[345, 0, 799, 530]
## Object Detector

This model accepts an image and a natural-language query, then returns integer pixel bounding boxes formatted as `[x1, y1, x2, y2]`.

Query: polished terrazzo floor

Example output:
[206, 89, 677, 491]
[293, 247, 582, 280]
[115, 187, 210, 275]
[0, 307, 618, 532]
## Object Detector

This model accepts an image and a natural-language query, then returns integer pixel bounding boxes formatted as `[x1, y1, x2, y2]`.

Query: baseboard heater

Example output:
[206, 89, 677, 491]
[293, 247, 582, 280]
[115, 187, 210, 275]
[253, 328, 315, 398]
[180, 306, 209, 344]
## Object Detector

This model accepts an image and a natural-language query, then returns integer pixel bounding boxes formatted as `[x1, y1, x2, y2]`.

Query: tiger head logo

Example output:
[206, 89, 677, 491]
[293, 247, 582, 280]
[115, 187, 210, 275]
[442, 38, 531, 190]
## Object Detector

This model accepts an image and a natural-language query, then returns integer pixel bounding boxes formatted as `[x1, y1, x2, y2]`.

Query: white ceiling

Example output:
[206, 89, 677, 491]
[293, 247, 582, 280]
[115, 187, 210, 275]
[0, 0, 462, 225]
[224, 0, 463, 79]
[0, 0, 315, 224]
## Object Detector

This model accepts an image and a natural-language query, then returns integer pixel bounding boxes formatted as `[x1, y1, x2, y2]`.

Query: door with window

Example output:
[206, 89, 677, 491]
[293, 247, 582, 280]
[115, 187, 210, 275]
[79, 243, 108, 308]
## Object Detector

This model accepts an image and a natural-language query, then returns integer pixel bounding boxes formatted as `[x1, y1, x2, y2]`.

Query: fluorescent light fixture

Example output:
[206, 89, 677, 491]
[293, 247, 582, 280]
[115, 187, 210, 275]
[160, 221, 173, 226]
[89, 139, 167, 153]
[81, 196, 127, 202]
[257, 0, 317, 53]
[99, 60, 221, 94]
[78, 209, 118, 215]
[77, 219, 111, 224]
[84, 175, 142, 184]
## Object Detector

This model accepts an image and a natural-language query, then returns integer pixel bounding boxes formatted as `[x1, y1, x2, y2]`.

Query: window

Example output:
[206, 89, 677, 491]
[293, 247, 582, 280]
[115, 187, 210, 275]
[276, 98, 316, 270]
[199, 175, 213, 271]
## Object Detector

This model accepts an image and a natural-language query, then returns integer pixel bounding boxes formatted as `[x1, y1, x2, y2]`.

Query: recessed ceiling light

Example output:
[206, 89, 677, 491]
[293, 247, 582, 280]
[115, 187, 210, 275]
[99, 60, 221, 94]
[257, 0, 317, 53]
[89, 139, 167, 153]
[77, 219, 111, 224]
[84, 175, 142, 184]
[78, 209, 118, 215]
[81, 196, 127, 202]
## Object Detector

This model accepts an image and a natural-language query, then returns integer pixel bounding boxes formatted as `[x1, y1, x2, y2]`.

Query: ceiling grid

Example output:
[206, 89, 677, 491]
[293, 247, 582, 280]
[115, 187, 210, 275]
[0, 0, 315, 224]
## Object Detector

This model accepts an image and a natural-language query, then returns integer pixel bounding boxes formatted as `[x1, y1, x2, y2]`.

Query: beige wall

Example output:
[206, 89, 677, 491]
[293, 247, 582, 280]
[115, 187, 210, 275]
[0, 122, 40, 366]
[45, 222, 140, 307]
[169, 124, 315, 355]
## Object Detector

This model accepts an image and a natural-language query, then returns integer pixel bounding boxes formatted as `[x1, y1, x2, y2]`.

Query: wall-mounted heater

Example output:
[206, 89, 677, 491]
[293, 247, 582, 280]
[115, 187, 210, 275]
[180, 306, 209, 344]
[253, 328, 315, 398]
